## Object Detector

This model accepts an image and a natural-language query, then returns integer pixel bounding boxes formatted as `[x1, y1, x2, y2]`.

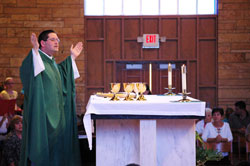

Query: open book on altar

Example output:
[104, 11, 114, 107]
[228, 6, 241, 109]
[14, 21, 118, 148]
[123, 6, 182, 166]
[0, 99, 16, 115]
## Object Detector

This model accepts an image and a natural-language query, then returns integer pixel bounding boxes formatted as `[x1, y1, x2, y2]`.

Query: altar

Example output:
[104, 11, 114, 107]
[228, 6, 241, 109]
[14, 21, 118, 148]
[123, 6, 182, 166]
[83, 95, 205, 166]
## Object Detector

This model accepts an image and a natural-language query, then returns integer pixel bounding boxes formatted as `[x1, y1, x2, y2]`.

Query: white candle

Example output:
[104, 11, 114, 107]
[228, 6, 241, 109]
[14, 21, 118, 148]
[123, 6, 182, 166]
[181, 64, 187, 93]
[168, 63, 172, 87]
[149, 63, 152, 92]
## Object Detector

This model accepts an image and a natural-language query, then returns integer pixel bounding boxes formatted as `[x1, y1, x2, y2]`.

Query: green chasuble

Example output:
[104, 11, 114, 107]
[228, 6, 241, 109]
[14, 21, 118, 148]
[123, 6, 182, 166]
[19, 50, 81, 166]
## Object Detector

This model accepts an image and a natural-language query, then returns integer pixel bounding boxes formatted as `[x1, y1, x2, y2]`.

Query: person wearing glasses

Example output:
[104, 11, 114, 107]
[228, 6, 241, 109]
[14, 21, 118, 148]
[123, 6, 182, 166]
[19, 30, 82, 166]
[0, 77, 22, 114]
[0, 77, 18, 100]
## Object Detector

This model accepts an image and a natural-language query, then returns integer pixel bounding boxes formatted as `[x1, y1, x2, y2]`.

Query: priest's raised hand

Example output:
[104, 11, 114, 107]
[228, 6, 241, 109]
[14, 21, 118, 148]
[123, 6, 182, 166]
[71, 42, 83, 60]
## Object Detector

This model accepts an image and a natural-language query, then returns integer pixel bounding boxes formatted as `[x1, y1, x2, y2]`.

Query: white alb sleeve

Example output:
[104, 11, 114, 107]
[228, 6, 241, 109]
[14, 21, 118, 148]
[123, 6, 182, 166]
[32, 49, 45, 77]
[71, 56, 80, 79]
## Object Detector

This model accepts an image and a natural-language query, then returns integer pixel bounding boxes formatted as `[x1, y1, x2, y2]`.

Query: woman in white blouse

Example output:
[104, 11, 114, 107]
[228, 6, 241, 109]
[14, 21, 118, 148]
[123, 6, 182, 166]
[202, 107, 233, 165]
[202, 108, 233, 143]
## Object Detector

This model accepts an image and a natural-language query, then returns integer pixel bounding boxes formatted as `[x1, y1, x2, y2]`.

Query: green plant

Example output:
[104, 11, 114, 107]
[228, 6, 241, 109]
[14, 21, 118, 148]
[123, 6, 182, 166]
[196, 132, 223, 166]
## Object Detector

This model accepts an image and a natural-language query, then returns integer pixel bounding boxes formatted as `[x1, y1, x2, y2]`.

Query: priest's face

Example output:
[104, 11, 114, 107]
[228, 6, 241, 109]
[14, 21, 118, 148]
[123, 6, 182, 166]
[41, 32, 60, 56]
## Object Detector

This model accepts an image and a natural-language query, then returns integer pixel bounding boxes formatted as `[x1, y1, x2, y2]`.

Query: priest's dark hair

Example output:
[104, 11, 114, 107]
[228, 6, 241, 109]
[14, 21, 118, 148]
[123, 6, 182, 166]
[38, 29, 56, 49]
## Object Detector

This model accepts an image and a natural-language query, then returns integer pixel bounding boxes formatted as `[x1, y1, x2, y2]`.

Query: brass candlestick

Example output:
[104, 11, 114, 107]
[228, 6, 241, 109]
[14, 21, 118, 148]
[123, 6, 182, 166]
[178, 90, 191, 102]
[164, 85, 176, 96]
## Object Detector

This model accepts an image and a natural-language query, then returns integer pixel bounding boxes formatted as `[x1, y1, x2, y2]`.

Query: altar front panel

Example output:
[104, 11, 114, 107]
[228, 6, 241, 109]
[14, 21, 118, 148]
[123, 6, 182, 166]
[95, 119, 195, 166]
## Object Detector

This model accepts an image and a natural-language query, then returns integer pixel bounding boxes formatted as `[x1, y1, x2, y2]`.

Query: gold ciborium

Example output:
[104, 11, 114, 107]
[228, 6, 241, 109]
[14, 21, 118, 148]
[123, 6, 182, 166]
[123, 83, 134, 101]
[137, 83, 147, 101]
[110, 83, 120, 101]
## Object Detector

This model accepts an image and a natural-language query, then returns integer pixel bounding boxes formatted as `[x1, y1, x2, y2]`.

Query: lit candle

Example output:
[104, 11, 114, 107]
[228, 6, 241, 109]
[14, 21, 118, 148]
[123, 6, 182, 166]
[149, 63, 152, 92]
[181, 64, 187, 93]
[168, 63, 172, 87]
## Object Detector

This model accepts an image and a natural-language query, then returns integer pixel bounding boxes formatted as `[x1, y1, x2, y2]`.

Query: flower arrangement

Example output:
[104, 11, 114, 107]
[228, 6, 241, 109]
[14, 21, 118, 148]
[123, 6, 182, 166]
[196, 132, 223, 166]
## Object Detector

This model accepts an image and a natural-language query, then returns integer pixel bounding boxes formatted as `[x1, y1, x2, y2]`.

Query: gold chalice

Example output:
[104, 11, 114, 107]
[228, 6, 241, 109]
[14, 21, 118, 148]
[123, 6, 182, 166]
[123, 83, 134, 101]
[110, 83, 120, 101]
[133, 82, 140, 100]
[137, 83, 147, 101]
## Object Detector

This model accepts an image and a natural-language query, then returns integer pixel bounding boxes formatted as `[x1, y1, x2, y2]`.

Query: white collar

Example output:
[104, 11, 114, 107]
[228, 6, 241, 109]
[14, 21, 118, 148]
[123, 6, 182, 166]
[39, 49, 53, 60]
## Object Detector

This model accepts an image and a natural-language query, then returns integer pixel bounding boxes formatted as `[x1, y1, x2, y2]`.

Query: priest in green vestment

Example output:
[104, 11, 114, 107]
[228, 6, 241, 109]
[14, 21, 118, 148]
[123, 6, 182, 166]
[19, 30, 83, 166]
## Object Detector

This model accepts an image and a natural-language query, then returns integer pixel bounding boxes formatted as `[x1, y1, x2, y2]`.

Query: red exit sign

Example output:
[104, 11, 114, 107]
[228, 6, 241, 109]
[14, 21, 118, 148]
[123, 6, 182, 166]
[146, 34, 156, 43]
[143, 34, 159, 48]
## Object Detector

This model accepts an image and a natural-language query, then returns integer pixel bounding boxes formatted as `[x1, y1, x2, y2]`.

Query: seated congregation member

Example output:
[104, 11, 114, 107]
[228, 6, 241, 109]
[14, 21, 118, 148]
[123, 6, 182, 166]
[196, 108, 212, 136]
[223, 107, 234, 123]
[2, 115, 22, 166]
[229, 101, 250, 133]
[0, 77, 18, 100]
[0, 113, 10, 141]
[0, 77, 21, 112]
[202, 108, 233, 165]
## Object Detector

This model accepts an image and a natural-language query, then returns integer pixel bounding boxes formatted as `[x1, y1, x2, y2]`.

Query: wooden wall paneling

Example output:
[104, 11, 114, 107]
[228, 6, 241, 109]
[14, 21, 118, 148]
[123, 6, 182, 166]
[188, 61, 197, 98]
[143, 49, 159, 60]
[87, 41, 104, 86]
[143, 18, 159, 34]
[161, 41, 178, 60]
[199, 40, 216, 86]
[159, 18, 162, 60]
[158, 65, 168, 94]
[143, 18, 159, 60]
[124, 18, 140, 39]
[180, 18, 196, 60]
[105, 62, 114, 92]
[199, 87, 216, 108]
[161, 18, 178, 39]
[86, 19, 104, 39]
[177, 17, 181, 60]
[85, 15, 217, 108]
[126, 69, 144, 83]
[124, 18, 141, 59]
[124, 41, 141, 59]
[106, 19, 122, 59]
[196, 18, 200, 100]
[116, 63, 126, 91]
[151, 63, 158, 94]
[174, 63, 182, 94]
[175, 66, 181, 94]
[143, 63, 150, 91]
[199, 18, 216, 38]
[161, 18, 178, 60]
[121, 18, 124, 59]
[140, 18, 143, 59]
[142, 64, 149, 88]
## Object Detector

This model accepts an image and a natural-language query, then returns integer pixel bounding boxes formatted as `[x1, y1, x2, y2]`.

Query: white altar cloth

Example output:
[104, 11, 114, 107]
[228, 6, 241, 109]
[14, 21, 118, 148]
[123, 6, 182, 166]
[83, 95, 206, 150]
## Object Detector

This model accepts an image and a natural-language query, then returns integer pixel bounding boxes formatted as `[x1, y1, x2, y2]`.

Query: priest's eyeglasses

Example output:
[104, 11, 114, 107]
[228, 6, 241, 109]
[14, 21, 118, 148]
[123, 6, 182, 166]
[47, 38, 60, 43]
